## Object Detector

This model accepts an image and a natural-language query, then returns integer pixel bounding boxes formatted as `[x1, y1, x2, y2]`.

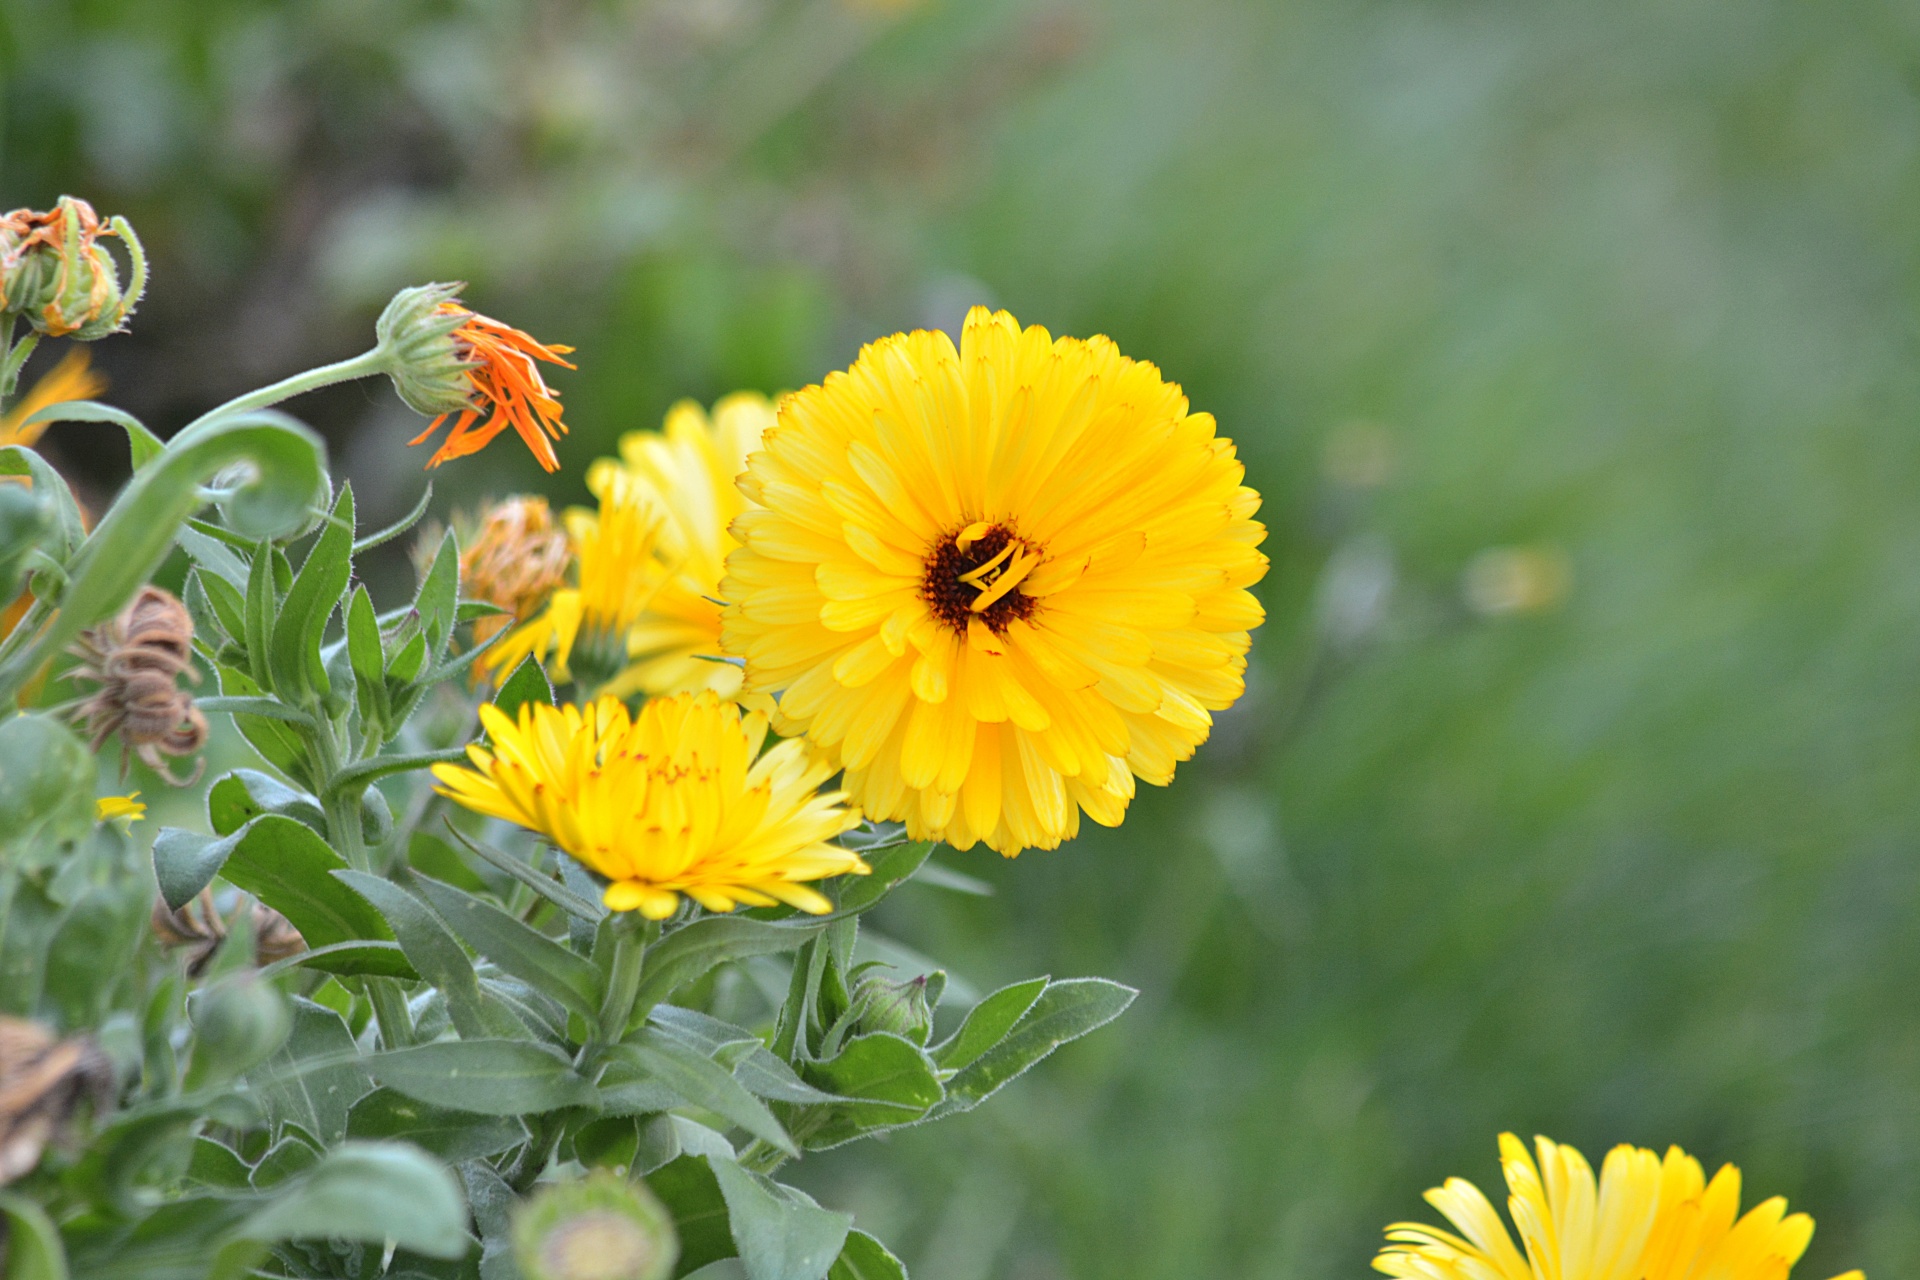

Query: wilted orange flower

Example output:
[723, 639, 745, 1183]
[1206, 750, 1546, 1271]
[458, 496, 574, 646]
[407, 305, 576, 473]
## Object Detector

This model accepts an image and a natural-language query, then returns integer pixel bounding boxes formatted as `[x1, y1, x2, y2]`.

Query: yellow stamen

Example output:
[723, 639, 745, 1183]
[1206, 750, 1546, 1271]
[969, 549, 1038, 613]
[957, 539, 1018, 587]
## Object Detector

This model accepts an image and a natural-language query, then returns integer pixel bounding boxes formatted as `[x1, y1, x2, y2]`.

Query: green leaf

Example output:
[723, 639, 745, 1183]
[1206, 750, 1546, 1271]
[632, 916, 824, 1026]
[367, 1039, 594, 1115]
[790, 1034, 944, 1150]
[649, 1007, 835, 1105]
[930, 977, 1047, 1072]
[411, 873, 603, 1020]
[415, 527, 460, 660]
[492, 654, 554, 720]
[0, 1189, 70, 1280]
[0, 445, 84, 563]
[826, 842, 933, 918]
[243, 547, 275, 692]
[0, 408, 326, 705]
[346, 1087, 529, 1163]
[334, 870, 526, 1040]
[828, 1232, 906, 1280]
[617, 1031, 796, 1157]
[324, 746, 469, 796]
[249, 998, 369, 1144]
[270, 940, 414, 979]
[240, 1141, 470, 1261]
[215, 816, 400, 955]
[710, 1156, 851, 1280]
[178, 528, 251, 592]
[152, 826, 246, 911]
[352, 481, 433, 555]
[0, 713, 93, 867]
[20, 398, 164, 470]
[441, 825, 606, 922]
[647, 1155, 735, 1276]
[190, 563, 250, 636]
[346, 585, 390, 730]
[931, 978, 1136, 1118]
[185, 1137, 255, 1191]
[270, 484, 354, 704]
[207, 768, 326, 838]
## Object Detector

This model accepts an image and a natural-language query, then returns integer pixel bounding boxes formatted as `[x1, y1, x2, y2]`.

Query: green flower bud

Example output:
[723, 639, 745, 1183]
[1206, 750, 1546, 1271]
[0, 197, 146, 340]
[851, 969, 935, 1045]
[375, 282, 477, 418]
[513, 1170, 679, 1280]
[186, 973, 292, 1089]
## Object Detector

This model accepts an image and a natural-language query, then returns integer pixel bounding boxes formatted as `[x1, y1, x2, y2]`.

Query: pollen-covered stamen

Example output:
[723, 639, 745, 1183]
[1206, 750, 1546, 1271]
[922, 524, 1042, 634]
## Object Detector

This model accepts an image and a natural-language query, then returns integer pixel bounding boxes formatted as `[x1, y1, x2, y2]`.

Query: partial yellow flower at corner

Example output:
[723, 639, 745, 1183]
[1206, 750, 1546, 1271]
[95, 792, 146, 823]
[431, 692, 867, 919]
[719, 307, 1268, 856]
[0, 348, 106, 448]
[1375, 1134, 1862, 1280]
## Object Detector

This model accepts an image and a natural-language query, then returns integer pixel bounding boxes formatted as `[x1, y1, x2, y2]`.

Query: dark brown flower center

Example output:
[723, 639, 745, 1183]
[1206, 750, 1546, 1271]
[922, 524, 1041, 634]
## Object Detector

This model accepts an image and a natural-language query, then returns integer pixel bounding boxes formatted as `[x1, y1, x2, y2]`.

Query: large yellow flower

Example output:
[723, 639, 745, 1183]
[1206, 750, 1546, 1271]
[432, 692, 867, 918]
[719, 307, 1267, 855]
[1376, 1134, 1861, 1280]
[586, 392, 775, 699]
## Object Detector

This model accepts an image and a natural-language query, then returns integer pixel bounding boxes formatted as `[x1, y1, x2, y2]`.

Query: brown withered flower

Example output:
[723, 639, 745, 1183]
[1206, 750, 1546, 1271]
[68, 585, 207, 784]
[152, 893, 307, 976]
[458, 496, 574, 647]
[0, 1017, 113, 1186]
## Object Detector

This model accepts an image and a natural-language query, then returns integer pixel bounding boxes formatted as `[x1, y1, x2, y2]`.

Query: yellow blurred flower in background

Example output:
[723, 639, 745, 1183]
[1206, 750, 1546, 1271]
[1376, 1134, 1861, 1280]
[0, 349, 104, 448]
[720, 307, 1268, 856]
[95, 792, 145, 823]
[431, 692, 866, 918]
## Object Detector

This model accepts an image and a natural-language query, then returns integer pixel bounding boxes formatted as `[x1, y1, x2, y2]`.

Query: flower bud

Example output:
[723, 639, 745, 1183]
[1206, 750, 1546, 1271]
[513, 1170, 678, 1280]
[375, 282, 477, 417]
[0, 198, 145, 340]
[851, 970, 935, 1045]
[186, 973, 292, 1089]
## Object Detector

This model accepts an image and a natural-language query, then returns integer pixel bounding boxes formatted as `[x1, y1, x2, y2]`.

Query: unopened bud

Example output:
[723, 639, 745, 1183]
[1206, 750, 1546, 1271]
[0, 198, 146, 340]
[851, 970, 935, 1045]
[513, 1170, 678, 1280]
[186, 973, 291, 1089]
[375, 282, 476, 417]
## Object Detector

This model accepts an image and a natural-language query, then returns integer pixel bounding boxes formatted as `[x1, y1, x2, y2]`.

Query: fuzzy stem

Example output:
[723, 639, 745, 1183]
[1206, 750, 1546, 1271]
[596, 915, 658, 1045]
[183, 347, 389, 431]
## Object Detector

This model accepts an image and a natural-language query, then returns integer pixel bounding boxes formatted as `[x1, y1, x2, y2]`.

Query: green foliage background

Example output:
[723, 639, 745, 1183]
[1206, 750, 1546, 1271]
[7, 0, 1920, 1277]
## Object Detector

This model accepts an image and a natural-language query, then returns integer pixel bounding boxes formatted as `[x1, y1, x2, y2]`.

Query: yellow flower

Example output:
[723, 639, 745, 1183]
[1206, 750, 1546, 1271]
[1376, 1134, 1861, 1280]
[95, 792, 145, 823]
[484, 468, 667, 693]
[585, 392, 776, 700]
[431, 692, 867, 918]
[0, 348, 106, 448]
[719, 307, 1267, 856]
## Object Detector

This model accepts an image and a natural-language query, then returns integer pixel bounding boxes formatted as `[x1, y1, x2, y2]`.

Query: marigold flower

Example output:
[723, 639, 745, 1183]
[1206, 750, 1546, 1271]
[585, 392, 776, 699]
[0, 197, 145, 339]
[401, 300, 576, 473]
[1375, 1134, 1862, 1280]
[94, 792, 145, 823]
[432, 691, 867, 918]
[483, 469, 667, 693]
[719, 307, 1268, 855]
[458, 496, 573, 647]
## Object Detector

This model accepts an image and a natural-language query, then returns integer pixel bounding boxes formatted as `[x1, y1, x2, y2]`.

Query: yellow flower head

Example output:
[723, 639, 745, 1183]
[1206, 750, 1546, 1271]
[1376, 1134, 1861, 1280]
[719, 307, 1268, 856]
[0, 348, 106, 448]
[585, 392, 775, 700]
[431, 691, 868, 918]
[484, 469, 667, 693]
[95, 792, 145, 823]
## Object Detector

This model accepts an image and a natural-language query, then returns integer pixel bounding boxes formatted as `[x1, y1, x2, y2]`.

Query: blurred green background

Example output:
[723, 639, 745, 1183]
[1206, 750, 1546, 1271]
[8, 0, 1920, 1276]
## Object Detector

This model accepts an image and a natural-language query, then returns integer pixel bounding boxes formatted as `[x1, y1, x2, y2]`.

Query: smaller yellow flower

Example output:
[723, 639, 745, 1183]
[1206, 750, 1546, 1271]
[431, 692, 868, 918]
[95, 792, 145, 823]
[0, 348, 106, 448]
[484, 469, 667, 693]
[1376, 1134, 1861, 1280]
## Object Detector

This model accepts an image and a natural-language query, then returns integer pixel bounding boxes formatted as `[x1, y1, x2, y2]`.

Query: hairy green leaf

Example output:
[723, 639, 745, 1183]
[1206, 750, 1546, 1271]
[711, 1156, 851, 1280]
[412, 873, 603, 1020]
[931, 978, 1136, 1118]
[241, 1141, 469, 1260]
[366, 1039, 594, 1115]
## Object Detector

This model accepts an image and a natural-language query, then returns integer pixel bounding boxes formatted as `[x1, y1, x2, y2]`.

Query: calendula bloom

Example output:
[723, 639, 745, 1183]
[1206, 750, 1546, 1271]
[583, 392, 776, 699]
[0, 349, 105, 448]
[405, 303, 575, 472]
[1376, 1134, 1862, 1280]
[0, 198, 145, 339]
[483, 468, 667, 692]
[431, 692, 867, 918]
[95, 793, 145, 822]
[458, 497, 573, 647]
[720, 307, 1267, 855]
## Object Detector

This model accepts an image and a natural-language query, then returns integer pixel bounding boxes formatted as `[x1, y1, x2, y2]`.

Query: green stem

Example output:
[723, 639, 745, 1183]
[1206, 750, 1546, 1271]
[182, 347, 389, 432]
[596, 916, 657, 1045]
[736, 1139, 789, 1176]
[315, 726, 416, 1047]
[0, 325, 38, 407]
